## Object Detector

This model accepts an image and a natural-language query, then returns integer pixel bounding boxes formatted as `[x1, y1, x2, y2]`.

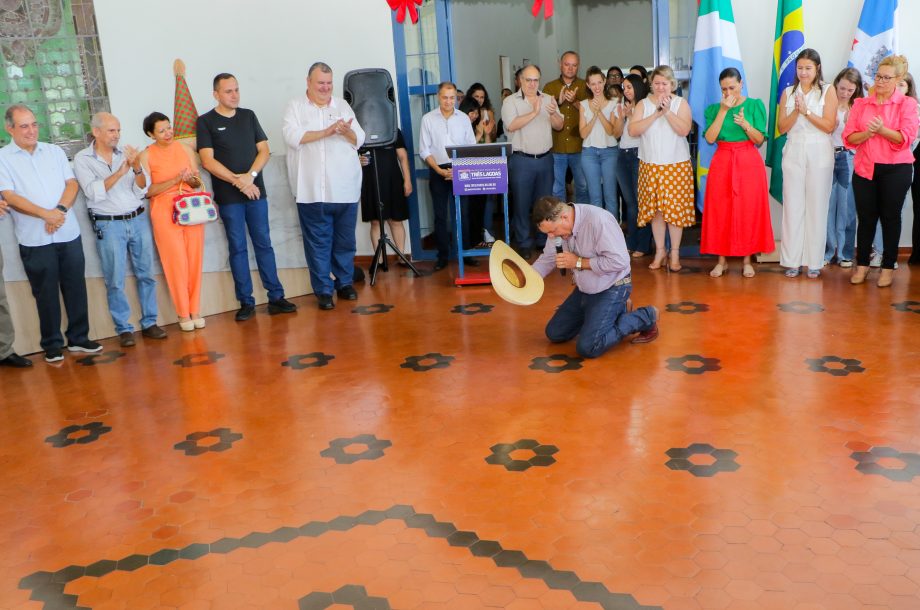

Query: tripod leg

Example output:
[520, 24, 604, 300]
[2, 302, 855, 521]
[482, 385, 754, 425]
[369, 237, 389, 286]
[386, 237, 422, 276]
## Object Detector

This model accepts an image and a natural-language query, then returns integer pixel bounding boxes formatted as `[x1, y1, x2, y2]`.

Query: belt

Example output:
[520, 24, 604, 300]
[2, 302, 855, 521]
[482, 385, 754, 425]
[513, 150, 551, 159]
[834, 146, 852, 154]
[613, 275, 631, 287]
[91, 206, 145, 221]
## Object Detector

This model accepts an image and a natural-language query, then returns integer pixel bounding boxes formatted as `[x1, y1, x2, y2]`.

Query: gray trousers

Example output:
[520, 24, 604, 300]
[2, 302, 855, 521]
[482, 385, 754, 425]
[0, 246, 15, 359]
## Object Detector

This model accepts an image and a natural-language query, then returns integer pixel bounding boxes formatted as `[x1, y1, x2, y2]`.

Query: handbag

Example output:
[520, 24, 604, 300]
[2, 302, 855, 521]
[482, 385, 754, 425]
[172, 183, 217, 226]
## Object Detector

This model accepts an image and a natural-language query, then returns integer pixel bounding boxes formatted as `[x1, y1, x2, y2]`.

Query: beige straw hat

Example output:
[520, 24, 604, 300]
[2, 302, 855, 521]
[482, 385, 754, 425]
[489, 241, 545, 306]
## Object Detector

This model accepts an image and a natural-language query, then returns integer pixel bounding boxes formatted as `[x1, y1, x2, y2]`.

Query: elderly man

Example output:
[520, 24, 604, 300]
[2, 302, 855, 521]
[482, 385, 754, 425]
[501, 64, 563, 259]
[282, 62, 365, 310]
[0, 104, 101, 363]
[543, 51, 589, 204]
[531, 196, 658, 358]
[74, 112, 166, 347]
[418, 81, 476, 271]
[198, 73, 296, 321]
[0, 197, 31, 367]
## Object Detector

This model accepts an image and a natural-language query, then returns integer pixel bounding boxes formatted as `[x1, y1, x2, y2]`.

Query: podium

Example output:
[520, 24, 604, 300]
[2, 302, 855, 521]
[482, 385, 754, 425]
[446, 142, 512, 286]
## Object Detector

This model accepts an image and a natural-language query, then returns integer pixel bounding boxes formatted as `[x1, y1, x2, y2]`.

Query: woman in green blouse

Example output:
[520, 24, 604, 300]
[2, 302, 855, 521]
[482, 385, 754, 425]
[700, 67, 775, 278]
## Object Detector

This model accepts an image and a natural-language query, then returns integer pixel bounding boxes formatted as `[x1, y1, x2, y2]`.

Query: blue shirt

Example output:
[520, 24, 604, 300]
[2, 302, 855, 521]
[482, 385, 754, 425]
[73, 143, 148, 215]
[0, 141, 79, 247]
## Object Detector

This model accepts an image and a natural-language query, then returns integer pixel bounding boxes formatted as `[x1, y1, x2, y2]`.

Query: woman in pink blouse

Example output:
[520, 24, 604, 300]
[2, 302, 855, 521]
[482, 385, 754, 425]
[843, 55, 920, 287]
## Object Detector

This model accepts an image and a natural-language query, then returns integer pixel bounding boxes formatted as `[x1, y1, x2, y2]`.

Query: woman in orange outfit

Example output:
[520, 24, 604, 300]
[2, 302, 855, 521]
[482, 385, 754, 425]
[140, 112, 205, 331]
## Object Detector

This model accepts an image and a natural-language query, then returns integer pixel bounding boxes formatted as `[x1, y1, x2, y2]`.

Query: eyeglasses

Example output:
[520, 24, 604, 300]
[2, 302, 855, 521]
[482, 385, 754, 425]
[875, 75, 896, 83]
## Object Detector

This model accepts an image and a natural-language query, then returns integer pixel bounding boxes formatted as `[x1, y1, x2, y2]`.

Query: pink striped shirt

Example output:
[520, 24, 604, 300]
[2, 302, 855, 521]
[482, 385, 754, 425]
[843, 90, 919, 180]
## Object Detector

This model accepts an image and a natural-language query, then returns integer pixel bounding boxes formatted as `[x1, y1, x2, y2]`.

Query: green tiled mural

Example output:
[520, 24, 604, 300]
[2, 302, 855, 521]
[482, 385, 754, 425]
[0, 0, 109, 157]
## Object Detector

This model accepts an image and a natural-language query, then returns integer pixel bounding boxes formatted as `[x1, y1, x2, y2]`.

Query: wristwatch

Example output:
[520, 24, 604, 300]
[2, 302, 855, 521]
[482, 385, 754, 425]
[55, 204, 67, 213]
[805, 109, 811, 117]
[575, 257, 583, 271]
[250, 171, 258, 178]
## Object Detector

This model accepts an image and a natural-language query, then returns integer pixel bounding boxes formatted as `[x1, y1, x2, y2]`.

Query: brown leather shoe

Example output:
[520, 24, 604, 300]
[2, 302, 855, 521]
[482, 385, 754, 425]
[631, 306, 659, 344]
[850, 266, 870, 285]
[119, 332, 136, 347]
[877, 268, 894, 288]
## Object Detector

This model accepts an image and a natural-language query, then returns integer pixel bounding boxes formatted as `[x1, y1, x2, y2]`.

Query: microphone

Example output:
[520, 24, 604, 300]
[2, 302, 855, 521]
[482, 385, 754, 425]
[555, 237, 566, 276]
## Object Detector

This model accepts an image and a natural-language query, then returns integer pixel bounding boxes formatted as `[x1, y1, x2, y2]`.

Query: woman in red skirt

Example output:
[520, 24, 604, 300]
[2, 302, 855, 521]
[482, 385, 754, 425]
[701, 67, 775, 278]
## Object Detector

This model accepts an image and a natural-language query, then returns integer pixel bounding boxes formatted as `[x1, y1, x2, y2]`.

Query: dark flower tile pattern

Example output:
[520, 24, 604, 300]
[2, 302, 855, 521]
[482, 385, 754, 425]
[351, 303, 394, 315]
[664, 301, 709, 315]
[174, 428, 243, 456]
[172, 351, 225, 368]
[320, 434, 392, 464]
[849, 446, 920, 482]
[282, 352, 335, 370]
[19, 505, 660, 610]
[298, 584, 391, 609]
[45, 422, 112, 448]
[486, 439, 559, 472]
[400, 353, 454, 372]
[665, 354, 721, 375]
[451, 302, 494, 315]
[665, 443, 740, 477]
[777, 301, 825, 314]
[805, 355, 865, 377]
[891, 300, 920, 314]
[529, 354, 584, 373]
[74, 351, 126, 366]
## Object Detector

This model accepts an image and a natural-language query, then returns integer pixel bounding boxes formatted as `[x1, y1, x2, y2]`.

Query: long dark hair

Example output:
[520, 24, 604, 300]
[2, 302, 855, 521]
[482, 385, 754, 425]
[792, 48, 824, 94]
[466, 82, 493, 112]
[622, 73, 649, 105]
[458, 96, 481, 127]
[833, 67, 864, 108]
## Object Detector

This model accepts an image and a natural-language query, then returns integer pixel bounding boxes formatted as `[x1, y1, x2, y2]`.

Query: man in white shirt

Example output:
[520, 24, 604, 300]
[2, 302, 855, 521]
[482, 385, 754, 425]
[417, 82, 476, 271]
[0, 104, 102, 363]
[282, 62, 366, 310]
[74, 112, 167, 347]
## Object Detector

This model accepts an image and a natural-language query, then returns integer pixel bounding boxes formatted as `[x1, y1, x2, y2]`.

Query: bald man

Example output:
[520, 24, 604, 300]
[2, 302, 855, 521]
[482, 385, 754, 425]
[73, 112, 166, 347]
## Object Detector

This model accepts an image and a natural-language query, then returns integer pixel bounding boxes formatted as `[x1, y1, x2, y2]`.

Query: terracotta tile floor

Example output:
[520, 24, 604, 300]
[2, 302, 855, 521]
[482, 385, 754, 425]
[1, 258, 919, 610]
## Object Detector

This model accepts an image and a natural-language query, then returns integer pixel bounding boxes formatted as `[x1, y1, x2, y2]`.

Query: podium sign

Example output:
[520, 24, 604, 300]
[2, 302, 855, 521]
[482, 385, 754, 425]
[451, 156, 508, 196]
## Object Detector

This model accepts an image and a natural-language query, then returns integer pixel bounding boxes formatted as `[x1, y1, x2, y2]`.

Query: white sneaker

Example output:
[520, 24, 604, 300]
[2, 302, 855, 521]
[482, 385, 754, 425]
[483, 229, 496, 244]
[869, 251, 882, 268]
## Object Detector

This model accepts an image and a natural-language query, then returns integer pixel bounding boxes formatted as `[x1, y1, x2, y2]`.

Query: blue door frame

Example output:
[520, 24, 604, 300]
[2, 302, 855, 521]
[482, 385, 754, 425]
[391, 0, 455, 260]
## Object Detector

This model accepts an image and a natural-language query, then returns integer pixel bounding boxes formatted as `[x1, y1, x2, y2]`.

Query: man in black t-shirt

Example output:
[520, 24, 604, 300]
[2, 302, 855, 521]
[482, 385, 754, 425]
[197, 72, 296, 321]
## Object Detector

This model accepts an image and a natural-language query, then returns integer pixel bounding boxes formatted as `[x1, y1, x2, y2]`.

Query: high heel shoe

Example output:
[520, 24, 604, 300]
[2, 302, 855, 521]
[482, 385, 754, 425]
[850, 266, 869, 285]
[668, 250, 682, 273]
[877, 268, 894, 288]
[648, 249, 667, 270]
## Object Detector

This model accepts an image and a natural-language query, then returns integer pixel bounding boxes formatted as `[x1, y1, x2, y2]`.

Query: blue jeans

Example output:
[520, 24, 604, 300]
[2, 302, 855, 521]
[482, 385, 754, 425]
[552, 152, 588, 203]
[509, 153, 554, 249]
[296, 201, 358, 296]
[581, 146, 620, 218]
[616, 147, 652, 253]
[95, 213, 158, 333]
[825, 151, 856, 262]
[219, 199, 285, 306]
[545, 281, 655, 359]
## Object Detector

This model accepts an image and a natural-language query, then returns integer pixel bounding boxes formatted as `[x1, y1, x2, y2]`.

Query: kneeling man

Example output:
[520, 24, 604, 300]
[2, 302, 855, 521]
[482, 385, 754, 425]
[531, 196, 658, 358]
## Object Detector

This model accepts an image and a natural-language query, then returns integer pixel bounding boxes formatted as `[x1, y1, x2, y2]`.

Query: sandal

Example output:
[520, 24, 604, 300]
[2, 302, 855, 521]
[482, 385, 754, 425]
[806, 269, 821, 279]
[742, 264, 755, 278]
[631, 250, 646, 259]
[709, 263, 725, 278]
[784, 268, 800, 278]
[648, 249, 667, 270]
[668, 251, 682, 273]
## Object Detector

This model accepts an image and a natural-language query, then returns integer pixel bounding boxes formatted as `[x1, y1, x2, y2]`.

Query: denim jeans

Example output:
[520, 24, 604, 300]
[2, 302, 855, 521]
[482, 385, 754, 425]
[296, 201, 358, 296]
[552, 152, 588, 203]
[509, 153, 554, 249]
[581, 146, 620, 219]
[825, 151, 856, 262]
[545, 281, 655, 359]
[616, 147, 652, 253]
[95, 213, 158, 333]
[219, 198, 285, 306]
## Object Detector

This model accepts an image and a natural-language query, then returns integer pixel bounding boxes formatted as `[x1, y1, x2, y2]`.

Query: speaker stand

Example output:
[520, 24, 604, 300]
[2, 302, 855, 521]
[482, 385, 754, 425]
[368, 149, 421, 286]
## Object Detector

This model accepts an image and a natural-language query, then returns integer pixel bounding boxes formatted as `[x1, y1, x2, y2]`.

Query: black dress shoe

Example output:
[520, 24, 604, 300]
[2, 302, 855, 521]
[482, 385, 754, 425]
[337, 285, 358, 300]
[317, 294, 335, 310]
[463, 257, 480, 267]
[433, 259, 448, 272]
[141, 325, 167, 339]
[268, 298, 297, 314]
[235, 304, 256, 321]
[119, 331, 136, 347]
[0, 353, 32, 368]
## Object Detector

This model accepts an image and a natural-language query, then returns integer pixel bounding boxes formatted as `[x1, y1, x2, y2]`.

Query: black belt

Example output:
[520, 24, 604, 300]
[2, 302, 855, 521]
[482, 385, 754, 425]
[91, 206, 145, 221]
[834, 146, 849, 153]
[513, 150, 551, 159]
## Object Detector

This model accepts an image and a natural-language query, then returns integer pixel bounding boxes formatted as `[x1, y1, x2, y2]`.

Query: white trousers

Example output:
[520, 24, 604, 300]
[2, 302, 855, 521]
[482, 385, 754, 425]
[780, 136, 834, 269]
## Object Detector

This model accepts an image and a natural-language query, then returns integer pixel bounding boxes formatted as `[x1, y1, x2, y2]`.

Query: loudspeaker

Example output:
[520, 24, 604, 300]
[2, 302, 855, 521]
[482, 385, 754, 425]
[343, 69, 398, 148]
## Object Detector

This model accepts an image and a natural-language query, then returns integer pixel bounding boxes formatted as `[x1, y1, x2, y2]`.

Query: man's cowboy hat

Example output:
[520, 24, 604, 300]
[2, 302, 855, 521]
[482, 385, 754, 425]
[489, 240, 544, 306]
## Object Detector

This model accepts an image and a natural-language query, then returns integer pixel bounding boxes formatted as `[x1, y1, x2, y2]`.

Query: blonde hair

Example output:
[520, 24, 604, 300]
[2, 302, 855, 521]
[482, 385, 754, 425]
[878, 54, 909, 79]
[649, 65, 678, 93]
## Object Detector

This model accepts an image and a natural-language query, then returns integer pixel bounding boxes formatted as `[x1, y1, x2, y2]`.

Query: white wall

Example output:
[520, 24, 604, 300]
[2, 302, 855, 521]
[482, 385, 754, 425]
[577, 0, 654, 73]
[93, 0, 398, 255]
